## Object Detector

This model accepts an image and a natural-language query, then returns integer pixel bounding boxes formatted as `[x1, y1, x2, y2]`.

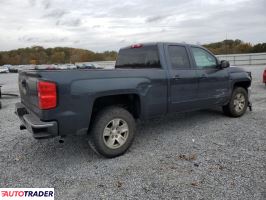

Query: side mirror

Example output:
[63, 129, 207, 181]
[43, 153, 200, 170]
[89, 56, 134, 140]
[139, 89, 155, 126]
[220, 60, 230, 69]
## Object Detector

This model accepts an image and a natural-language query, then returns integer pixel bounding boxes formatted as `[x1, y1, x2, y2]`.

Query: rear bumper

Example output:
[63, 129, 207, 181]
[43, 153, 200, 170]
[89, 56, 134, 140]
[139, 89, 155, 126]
[15, 102, 58, 139]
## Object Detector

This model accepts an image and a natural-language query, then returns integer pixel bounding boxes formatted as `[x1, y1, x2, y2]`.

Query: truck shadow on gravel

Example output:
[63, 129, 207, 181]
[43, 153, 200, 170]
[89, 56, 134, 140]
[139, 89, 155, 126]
[3, 106, 254, 182]
[137, 108, 224, 129]
[21, 108, 227, 163]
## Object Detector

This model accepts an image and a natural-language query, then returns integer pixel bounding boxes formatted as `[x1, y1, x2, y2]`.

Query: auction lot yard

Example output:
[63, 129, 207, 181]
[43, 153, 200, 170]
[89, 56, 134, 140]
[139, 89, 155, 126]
[0, 66, 265, 199]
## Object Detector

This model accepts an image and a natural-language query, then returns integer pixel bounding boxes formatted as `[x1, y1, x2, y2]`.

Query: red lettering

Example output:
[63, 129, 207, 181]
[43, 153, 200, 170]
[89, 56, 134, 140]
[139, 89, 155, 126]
[1, 191, 8, 197]
[8, 191, 14, 197]
[18, 191, 24, 197]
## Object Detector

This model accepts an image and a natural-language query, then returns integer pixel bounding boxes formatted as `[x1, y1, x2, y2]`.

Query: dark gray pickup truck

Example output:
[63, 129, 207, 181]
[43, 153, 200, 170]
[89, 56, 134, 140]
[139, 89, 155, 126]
[15, 42, 252, 157]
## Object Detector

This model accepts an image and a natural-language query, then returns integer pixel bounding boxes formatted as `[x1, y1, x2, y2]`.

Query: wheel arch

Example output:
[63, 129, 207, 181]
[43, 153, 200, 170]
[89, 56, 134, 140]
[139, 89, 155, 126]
[233, 80, 251, 91]
[88, 93, 141, 130]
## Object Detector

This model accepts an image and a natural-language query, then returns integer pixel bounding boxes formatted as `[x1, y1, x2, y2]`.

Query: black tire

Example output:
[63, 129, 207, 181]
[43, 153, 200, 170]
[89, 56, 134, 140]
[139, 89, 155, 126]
[88, 106, 136, 158]
[223, 87, 248, 117]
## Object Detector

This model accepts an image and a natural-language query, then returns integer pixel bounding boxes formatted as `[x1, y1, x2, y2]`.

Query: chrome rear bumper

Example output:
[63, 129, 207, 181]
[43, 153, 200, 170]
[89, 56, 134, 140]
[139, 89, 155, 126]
[15, 102, 58, 139]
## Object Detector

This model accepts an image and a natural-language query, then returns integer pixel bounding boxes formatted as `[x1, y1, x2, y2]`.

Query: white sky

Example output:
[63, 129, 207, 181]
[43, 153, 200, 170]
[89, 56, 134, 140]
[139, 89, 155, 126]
[0, 0, 265, 52]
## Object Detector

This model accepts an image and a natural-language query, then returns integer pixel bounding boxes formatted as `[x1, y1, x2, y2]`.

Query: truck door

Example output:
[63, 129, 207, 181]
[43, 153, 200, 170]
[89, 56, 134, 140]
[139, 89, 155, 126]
[190, 47, 230, 106]
[166, 45, 199, 112]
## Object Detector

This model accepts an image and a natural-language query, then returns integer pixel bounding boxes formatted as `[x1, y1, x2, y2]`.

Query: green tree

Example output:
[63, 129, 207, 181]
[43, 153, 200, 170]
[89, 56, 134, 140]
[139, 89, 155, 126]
[51, 51, 65, 64]
[252, 43, 266, 53]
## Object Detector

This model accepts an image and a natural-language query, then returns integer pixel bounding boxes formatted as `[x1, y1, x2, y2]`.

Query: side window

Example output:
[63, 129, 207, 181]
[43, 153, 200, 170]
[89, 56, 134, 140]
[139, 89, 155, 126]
[191, 47, 217, 69]
[168, 46, 190, 69]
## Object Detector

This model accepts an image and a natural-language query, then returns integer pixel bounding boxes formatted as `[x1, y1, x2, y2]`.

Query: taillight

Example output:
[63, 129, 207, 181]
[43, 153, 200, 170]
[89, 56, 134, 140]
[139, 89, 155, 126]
[37, 81, 57, 110]
[131, 44, 143, 48]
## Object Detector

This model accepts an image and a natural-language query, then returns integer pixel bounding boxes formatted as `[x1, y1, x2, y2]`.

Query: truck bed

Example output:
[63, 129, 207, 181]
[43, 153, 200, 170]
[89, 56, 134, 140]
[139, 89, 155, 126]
[18, 68, 168, 136]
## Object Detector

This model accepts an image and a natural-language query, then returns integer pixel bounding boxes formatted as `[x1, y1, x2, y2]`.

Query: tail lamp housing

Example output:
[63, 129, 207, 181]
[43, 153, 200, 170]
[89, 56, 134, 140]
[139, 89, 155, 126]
[263, 69, 266, 83]
[131, 44, 143, 48]
[37, 81, 57, 110]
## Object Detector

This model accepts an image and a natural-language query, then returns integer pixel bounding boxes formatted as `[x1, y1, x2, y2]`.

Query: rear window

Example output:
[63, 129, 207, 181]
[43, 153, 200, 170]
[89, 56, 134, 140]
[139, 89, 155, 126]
[115, 45, 161, 69]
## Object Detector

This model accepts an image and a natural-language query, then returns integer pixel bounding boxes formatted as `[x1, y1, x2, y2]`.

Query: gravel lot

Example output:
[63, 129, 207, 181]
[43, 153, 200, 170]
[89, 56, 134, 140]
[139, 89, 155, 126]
[0, 66, 265, 200]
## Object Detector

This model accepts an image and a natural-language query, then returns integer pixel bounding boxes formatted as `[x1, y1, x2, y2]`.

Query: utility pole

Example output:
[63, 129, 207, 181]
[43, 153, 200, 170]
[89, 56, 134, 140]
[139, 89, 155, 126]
[225, 33, 228, 55]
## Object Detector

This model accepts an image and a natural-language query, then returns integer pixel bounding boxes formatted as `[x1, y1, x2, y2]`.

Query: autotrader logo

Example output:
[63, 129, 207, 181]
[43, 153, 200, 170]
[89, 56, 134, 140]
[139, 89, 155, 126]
[0, 188, 54, 200]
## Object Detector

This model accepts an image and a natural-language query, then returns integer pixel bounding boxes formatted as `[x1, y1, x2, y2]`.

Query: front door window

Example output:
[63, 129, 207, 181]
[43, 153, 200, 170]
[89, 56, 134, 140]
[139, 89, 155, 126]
[191, 47, 217, 69]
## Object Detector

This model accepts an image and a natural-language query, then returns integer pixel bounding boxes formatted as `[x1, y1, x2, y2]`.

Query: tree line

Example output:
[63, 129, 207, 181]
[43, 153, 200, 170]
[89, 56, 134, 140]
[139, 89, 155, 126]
[203, 39, 266, 55]
[0, 39, 265, 65]
[0, 46, 117, 65]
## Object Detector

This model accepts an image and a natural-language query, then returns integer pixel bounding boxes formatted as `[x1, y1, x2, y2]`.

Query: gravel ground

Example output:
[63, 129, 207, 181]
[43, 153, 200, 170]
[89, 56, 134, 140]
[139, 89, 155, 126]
[0, 66, 265, 200]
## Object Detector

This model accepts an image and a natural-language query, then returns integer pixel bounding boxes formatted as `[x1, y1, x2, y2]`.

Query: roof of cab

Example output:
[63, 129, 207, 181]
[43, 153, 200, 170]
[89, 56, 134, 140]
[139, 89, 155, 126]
[120, 42, 201, 50]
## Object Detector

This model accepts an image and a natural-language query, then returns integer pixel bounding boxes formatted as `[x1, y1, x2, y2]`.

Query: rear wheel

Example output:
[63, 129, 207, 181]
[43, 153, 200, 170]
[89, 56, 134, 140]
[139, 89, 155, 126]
[88, 106, 136, 158]
[223, 87, 248, 117]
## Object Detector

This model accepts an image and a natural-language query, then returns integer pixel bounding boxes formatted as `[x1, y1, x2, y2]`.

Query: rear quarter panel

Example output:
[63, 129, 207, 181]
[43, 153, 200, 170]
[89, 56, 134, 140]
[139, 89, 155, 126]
[35, 69, 168, 136]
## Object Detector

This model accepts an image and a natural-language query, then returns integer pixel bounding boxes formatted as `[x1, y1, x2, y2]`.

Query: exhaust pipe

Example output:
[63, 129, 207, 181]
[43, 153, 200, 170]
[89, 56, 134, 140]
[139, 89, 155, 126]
[20, 124, 26, 130]
[59, 137, 64, 143]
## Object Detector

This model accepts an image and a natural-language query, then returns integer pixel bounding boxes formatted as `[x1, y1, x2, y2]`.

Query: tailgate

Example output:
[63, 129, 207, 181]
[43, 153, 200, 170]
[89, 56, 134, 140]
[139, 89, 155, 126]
[18, 71, 40, 111]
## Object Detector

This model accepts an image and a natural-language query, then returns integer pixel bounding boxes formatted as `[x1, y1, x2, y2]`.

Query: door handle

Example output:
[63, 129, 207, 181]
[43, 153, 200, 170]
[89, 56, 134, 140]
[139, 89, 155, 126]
[174, 75, 181, 80]
[199, 74, 207, 79]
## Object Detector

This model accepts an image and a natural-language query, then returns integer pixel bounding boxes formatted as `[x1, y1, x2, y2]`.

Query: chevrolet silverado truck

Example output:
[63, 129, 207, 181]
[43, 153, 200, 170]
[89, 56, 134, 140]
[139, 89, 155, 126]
[15, 42, 252, 158]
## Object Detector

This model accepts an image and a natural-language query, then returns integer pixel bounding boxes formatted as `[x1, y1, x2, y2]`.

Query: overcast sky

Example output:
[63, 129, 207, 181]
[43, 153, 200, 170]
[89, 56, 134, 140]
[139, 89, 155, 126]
[0, 0, 265, 52]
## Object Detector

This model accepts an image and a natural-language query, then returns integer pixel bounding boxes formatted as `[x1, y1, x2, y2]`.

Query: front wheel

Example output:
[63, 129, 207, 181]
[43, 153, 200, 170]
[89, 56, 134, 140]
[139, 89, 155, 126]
[223, 87, 248, 117]
[88, 106, 136, 158]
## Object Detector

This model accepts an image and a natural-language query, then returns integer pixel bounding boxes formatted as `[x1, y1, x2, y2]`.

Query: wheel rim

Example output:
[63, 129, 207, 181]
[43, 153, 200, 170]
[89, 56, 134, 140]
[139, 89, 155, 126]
[103, 118, 129, 149]
[233, 93, 246, 113]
